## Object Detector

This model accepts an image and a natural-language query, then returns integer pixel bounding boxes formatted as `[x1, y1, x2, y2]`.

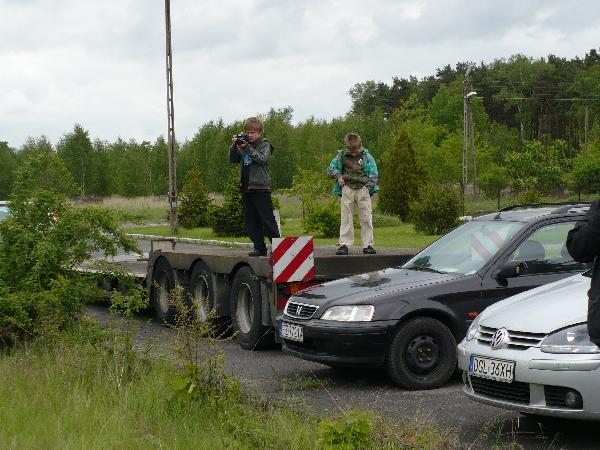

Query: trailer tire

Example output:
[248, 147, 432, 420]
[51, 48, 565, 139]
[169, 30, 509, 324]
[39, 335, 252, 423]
[230, 266, 273, 350]
[189, 261, 215, 323]
[150, 257, 178, 324]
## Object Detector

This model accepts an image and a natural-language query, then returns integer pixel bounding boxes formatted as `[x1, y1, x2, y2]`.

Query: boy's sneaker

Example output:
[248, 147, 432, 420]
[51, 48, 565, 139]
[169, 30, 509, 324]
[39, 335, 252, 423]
[363, 246, 376, 255]
[336, 245, 348, 255]
[248, 249, 267, 257]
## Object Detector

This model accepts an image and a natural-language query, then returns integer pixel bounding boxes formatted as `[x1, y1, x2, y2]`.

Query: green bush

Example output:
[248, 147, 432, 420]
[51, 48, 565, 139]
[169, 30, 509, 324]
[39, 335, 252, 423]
[515, 189, 543, 204]
[410, 185, 460, 235]
[178, 167, 213, 229]
[211, 172, 246, 237]
[301, 200, 340, 238]
[379, 129, 428, 221]
[0, 186, 139, 346]
[319, 412, 372, 450]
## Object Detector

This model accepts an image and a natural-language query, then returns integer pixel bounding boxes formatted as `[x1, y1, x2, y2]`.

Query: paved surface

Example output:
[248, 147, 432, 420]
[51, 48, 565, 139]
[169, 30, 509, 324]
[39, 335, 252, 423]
[86, 302, 600, 450]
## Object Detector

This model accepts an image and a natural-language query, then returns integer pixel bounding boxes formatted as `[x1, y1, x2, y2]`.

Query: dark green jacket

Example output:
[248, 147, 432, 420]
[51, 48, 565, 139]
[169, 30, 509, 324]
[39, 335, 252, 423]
[229, 138, 274, 190]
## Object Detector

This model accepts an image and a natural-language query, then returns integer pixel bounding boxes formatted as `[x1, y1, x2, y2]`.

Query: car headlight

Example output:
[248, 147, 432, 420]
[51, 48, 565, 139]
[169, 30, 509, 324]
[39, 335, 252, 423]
[320, 305, 374, 322]
[465, 314, 482, 341]
[540, 323, 600, 354]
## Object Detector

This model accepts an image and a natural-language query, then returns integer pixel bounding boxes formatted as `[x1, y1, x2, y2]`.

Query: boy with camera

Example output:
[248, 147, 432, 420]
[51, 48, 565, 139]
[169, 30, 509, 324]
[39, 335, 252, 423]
[229, 117, 280, 257]
[327, 132, 379, 255]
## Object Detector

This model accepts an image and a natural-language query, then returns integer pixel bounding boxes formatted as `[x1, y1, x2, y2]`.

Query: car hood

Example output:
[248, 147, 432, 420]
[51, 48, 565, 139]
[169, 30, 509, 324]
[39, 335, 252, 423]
[480, 273, 590, 334]
[290, 267, 463, 308]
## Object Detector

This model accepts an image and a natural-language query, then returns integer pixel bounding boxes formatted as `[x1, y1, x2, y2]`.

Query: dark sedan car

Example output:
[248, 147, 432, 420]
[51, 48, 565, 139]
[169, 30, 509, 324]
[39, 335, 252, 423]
[277, 203, 592, 390]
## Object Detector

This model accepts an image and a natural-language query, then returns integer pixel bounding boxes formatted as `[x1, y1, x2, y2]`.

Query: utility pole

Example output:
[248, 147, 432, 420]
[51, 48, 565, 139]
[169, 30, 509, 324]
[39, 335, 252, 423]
[462, 64, 478, 212]
[165, 0, 177, 233]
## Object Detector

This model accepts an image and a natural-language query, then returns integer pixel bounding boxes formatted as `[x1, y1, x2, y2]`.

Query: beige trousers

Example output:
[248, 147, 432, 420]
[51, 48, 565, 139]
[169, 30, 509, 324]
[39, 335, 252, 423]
[339, 185, 374, 247]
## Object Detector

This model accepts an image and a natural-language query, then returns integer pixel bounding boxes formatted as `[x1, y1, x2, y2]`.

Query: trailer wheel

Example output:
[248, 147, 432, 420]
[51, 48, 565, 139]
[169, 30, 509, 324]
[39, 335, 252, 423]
[189, 261, 214, 322]
[230, 266, 273, 350]
[150, 257, 177, 324]
[385, 317, 456, 390]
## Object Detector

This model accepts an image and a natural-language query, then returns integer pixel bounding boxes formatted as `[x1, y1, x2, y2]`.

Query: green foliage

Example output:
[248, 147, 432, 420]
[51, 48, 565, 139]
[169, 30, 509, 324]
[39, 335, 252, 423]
[211, 171, 246, 237]
[0, 142, 16, 198]
[168, 284, 238, 406]
[178, 167, 213, 229]
[571, 147, 600, 194]
[410, 185, 460, 235]
[12, 150, 77, 199]
[319, 411, 372, 450]
[504, 140, 569, 195]
[478, 165, 509, 208]
[301, 199, 340, 238]
[0, 188, 140, 345]
[515, 189, 543, 204]
[56, 124, 93, 197]
[283, 168, 331, 217]
[379, 129, 428, 220]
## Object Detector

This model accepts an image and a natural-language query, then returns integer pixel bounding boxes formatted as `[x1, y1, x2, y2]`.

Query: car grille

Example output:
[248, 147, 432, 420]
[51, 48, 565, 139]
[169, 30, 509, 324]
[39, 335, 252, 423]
[477, 325, 546, 350]
[470, 377, 530, 404]
[284, 301, 318, 319]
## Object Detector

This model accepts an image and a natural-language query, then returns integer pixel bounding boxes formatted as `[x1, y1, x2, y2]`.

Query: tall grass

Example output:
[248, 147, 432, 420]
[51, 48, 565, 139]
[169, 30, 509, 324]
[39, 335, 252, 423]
[0, 322, 460, 449]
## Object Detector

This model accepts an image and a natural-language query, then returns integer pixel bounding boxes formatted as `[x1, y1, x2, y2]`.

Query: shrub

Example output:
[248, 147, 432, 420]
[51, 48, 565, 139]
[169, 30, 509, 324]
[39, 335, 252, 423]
[301, 200, 340, 238]
[211, 171, 246, 237]
[178, 167, 213, 229]
[515, 189, 543, 204]
[410, 185, 460, 235]
[378, 129, 428, 221]
[0, 189, 140, 346]
[319, 411, 372, 450]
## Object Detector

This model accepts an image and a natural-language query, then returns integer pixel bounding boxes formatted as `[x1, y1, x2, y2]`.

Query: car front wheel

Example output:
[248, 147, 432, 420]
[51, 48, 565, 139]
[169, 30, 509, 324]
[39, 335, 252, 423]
[386, 317, 456, 390]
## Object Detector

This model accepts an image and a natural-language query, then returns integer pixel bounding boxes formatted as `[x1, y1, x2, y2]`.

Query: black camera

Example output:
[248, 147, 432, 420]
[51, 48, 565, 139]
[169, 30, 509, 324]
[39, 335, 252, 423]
[234, 132, 249, 146]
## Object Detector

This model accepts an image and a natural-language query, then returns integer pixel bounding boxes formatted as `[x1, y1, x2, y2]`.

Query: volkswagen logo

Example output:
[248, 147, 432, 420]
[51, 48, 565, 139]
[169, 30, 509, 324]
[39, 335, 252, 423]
[490, 328, 510, 350]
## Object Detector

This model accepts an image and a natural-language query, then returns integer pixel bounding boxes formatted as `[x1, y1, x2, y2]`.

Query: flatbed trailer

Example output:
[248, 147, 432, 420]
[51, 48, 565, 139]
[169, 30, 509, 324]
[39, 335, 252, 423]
[141, 241, 417, 350]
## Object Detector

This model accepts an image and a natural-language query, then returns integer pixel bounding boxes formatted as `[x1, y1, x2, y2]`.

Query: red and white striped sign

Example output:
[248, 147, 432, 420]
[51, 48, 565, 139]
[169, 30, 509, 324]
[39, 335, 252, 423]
[271, 236, 314, 284]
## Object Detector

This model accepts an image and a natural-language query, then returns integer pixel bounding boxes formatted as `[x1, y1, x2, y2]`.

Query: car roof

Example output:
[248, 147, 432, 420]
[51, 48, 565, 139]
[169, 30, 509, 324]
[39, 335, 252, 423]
[474, 203, 589, 223]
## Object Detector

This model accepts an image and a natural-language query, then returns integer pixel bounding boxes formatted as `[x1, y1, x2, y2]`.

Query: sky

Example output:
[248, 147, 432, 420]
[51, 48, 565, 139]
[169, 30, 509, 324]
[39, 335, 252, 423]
[2, 0, 600, 149]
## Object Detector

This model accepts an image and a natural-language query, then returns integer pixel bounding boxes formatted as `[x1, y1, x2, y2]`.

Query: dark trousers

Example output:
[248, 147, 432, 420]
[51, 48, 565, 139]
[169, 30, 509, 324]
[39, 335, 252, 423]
[242, 191, 280, 252]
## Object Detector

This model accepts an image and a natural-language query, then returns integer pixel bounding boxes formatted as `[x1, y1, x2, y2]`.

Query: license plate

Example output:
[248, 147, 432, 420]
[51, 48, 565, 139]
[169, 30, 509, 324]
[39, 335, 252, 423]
[280, 322, 303, 342]
[469, 355, 515, 383]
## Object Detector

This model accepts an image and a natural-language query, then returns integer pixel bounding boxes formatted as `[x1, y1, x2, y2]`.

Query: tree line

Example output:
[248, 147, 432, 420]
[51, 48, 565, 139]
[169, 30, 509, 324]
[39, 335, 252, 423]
[3, 49, 600, 206]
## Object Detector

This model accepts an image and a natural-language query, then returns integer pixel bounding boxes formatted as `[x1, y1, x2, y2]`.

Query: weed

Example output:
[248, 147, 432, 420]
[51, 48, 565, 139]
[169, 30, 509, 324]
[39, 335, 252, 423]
[319, 411, 372, 450]
[167, 284, 238, 406]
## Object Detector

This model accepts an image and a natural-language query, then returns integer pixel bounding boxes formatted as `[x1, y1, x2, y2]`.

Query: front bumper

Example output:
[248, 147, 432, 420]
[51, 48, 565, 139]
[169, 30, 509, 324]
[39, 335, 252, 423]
[457, 339, 600, 419]
[276, 315, 397, 367]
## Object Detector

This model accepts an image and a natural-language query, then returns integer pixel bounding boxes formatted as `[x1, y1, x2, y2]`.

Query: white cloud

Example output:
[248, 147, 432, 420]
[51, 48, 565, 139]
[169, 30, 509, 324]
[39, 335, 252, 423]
[1, 0, 600, 148]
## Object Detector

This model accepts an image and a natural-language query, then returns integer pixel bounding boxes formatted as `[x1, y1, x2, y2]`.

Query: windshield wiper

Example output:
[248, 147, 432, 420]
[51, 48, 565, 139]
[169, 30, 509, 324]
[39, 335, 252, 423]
[405, 266, 446, 274]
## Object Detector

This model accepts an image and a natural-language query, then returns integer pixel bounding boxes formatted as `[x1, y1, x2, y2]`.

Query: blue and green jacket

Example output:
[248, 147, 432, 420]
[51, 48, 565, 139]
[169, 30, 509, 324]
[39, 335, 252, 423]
[327, 148, 379, 197]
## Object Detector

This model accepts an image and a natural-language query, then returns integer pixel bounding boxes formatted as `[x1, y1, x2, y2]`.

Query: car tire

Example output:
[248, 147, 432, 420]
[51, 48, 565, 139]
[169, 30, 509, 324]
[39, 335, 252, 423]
[150, 257, 178, 324]
[189, 261, 215, 323]
[386, 317, 456, 390]
[230, 266, 274, 350]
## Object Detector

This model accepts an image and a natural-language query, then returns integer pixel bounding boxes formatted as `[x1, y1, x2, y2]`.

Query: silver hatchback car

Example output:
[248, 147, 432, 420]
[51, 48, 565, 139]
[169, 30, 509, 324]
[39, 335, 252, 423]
[458, 273, 600, 419]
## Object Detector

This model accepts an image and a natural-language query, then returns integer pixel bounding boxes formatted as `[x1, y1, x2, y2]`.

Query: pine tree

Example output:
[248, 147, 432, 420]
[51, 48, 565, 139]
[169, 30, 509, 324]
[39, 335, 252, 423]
[378, 129, 428, 221]
[178, 167, 213, 229]
[211, 171, 246, 237]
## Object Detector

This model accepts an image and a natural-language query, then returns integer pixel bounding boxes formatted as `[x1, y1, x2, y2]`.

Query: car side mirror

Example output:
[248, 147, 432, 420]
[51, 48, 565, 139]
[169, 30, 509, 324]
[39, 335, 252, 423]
[494, 261, 528, 283]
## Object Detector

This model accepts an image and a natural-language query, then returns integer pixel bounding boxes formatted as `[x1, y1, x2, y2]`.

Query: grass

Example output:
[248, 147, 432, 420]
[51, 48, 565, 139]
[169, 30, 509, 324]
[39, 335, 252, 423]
[127, 217, 438, 249]
[92, 192, 595, 249]
[73, 195, 170, 223]
[0, 322, 461, 450]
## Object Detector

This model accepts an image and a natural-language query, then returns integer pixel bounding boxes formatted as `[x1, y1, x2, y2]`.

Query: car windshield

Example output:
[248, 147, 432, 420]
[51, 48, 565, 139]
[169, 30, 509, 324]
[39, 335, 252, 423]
[0, 206, 8, 222]
[403, 220, 525, 275]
